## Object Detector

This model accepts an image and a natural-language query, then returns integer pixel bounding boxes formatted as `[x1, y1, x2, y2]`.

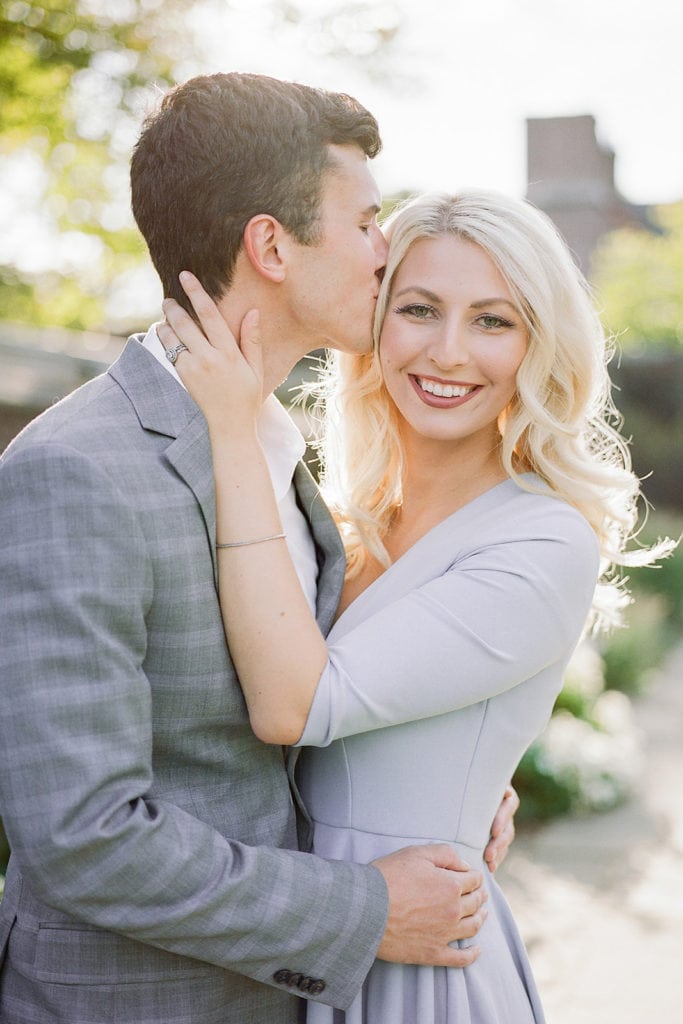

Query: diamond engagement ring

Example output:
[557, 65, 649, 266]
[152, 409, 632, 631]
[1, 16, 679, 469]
[165, 343, 188, 365]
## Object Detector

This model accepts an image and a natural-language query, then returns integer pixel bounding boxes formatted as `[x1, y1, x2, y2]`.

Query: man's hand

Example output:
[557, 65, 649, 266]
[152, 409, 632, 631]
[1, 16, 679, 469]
[484, 784, 520, 873]
[372, 844, 487, 968]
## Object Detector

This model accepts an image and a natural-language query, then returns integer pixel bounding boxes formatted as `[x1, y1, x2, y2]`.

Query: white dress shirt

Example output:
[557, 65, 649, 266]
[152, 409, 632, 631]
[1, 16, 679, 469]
[141, 324, 319, 613]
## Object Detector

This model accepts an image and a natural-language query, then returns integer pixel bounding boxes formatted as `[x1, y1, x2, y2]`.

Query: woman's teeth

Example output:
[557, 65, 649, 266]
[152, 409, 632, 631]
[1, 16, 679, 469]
[417, 378, 474, 399]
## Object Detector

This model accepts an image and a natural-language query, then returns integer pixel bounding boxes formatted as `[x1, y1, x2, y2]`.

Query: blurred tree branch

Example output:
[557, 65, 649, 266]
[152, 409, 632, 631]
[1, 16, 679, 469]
[0, 0, 204, 332]
[0, 0, 407, 334]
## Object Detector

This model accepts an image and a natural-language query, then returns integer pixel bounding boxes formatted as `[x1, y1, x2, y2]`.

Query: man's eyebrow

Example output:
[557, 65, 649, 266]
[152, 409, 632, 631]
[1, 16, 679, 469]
[361, 203, 381, 217]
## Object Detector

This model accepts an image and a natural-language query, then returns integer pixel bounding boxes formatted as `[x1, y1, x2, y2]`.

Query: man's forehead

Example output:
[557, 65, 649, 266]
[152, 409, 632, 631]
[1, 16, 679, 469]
[325, 144, 380, 196]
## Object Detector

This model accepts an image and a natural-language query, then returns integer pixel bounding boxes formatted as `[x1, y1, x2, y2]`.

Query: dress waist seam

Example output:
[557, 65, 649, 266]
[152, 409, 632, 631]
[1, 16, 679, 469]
[310, 819, 484, 856]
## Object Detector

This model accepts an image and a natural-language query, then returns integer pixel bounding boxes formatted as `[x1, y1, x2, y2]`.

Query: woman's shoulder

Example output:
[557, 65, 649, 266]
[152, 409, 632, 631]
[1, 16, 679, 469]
[447, 473, 599, 562]
[504, 473, 595, 531]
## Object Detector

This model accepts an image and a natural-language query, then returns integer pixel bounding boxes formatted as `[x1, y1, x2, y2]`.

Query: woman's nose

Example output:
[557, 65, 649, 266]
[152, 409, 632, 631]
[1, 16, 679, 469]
[430, 321, 468, 369]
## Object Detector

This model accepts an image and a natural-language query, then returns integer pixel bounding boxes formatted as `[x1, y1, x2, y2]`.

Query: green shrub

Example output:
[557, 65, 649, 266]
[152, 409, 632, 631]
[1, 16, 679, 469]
[600, 594, 671, 695]
[627, 510, 683, 625]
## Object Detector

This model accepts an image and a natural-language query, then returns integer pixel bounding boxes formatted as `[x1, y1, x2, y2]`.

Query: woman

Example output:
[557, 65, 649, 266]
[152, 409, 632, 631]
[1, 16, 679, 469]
[159, 190, 670, 1022]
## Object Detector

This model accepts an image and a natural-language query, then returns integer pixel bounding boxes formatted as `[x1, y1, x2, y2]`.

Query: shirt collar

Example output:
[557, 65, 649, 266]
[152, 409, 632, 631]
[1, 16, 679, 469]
[140, 324, 305, 502]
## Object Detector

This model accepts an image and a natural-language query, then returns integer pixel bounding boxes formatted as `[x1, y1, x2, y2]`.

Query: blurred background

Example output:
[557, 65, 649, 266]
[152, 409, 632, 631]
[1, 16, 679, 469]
[1, 1, 682, 1019]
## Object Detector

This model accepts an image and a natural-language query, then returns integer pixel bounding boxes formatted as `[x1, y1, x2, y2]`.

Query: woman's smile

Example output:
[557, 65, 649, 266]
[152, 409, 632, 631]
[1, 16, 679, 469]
[411, 375, 481, 405]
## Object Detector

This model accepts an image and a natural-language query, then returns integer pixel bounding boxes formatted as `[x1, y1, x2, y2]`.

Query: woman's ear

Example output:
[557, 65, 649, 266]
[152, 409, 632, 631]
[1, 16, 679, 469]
[243, 214, 287, 283]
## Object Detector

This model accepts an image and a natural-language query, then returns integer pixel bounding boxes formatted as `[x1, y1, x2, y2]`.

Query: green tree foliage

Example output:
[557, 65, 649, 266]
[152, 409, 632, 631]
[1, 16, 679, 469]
[0, 1, 405, 335]
[592, 202, 683, 349]
[591, 203, 683, 511]
[0, 0, 200, 331]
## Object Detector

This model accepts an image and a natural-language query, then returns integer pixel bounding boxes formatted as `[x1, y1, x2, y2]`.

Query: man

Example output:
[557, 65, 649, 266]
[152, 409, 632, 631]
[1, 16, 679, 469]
[0, 73, 516, 1022]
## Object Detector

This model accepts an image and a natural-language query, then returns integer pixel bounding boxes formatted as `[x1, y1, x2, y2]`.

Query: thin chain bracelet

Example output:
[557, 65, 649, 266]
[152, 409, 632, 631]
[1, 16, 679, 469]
[216, 533, 286, 549]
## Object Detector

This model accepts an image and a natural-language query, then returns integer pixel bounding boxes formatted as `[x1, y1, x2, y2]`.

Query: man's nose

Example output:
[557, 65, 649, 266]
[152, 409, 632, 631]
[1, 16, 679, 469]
[373, 225, 389, 271]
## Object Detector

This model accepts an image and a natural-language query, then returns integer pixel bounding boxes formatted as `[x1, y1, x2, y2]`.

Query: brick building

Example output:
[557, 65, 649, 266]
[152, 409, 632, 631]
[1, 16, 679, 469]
[526, 114, 652, 274]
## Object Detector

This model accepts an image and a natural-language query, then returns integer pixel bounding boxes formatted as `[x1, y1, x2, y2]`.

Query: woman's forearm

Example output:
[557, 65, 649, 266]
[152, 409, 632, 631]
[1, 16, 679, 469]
[211, 432, 328, 743]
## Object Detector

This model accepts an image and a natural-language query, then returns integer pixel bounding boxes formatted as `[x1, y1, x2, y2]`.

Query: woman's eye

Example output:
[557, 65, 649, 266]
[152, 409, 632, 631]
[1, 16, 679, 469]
[478, 314, 514, 329]
[394, 303, 435, 320]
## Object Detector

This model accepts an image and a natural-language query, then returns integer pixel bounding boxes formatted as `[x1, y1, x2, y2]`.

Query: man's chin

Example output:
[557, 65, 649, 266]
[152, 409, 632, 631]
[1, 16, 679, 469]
[327, 332, 374, 357]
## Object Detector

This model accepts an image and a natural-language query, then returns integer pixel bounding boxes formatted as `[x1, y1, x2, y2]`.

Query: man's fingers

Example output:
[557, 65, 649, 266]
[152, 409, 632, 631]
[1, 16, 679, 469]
[452, 894, 488, 941]
[420, 842, 473, 874]
[374, 844, 489, 966]
[458, 868, 485, 896]
[459, 884, 488, 919]
[435, 944, 481, 969]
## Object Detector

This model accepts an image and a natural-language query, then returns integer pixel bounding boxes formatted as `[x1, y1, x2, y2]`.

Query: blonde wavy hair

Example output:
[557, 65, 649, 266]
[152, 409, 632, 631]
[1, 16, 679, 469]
[308, 190, 672, 630]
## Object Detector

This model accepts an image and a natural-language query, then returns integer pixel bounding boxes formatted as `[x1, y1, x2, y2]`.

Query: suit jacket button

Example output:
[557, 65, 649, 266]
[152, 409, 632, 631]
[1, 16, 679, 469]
[307, 979, 326, 995]
[288, 972, 304, 988]
[273, 969, 293, 985]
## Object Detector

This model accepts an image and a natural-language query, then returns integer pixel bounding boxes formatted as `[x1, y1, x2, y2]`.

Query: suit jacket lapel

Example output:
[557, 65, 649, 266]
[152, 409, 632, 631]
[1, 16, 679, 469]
[109, 338, 219, 585]
[293, 461, 346, 636]
[289, 461, 346, 850]
[164, 428, 218, 585]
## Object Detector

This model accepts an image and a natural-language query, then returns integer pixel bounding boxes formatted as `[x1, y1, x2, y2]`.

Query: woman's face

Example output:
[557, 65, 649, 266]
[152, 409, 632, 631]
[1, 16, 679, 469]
[379, 233, 528, 452]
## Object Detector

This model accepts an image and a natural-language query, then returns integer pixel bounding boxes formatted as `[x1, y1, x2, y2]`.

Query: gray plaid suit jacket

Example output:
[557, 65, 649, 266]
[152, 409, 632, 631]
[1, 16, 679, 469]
[0, 338, 387, 1023]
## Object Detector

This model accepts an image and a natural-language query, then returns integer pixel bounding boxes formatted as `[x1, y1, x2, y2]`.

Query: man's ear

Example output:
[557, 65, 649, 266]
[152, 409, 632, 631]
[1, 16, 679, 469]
[243, 214, 288, 283]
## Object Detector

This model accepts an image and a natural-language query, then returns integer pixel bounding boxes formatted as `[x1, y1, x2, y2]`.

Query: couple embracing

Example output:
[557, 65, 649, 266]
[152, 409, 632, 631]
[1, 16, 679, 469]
[0, 72, 661, 1023]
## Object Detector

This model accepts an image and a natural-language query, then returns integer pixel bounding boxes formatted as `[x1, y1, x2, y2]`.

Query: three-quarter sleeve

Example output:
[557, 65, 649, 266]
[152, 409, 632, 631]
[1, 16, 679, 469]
[297, 496, 599, 747]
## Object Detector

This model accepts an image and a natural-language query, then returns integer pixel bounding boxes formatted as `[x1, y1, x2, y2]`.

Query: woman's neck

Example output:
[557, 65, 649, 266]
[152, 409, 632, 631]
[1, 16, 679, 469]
[386, 432, 508, 562]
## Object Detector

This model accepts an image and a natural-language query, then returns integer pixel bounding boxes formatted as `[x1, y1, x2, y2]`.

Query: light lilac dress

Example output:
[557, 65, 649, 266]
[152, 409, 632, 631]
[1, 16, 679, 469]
[296, 477, 600, 1023]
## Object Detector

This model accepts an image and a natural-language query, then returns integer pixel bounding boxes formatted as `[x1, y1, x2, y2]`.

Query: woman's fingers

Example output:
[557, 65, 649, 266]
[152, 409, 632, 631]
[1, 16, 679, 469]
[155, 272, 264, 423]
[484, 785, 520, 872]
[177, 270, 237, 354]
[238, 309, 262, 378]
[156, 317, 185, 354]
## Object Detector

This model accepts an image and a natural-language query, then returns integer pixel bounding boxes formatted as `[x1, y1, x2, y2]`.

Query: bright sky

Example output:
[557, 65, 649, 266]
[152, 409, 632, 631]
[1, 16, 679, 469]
[1, 0, 680, 328]
[193, 0, 683, 206]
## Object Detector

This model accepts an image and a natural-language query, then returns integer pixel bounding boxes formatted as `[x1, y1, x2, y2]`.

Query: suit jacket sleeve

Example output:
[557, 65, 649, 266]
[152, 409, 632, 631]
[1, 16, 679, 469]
[0, 441, 387, 1010]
